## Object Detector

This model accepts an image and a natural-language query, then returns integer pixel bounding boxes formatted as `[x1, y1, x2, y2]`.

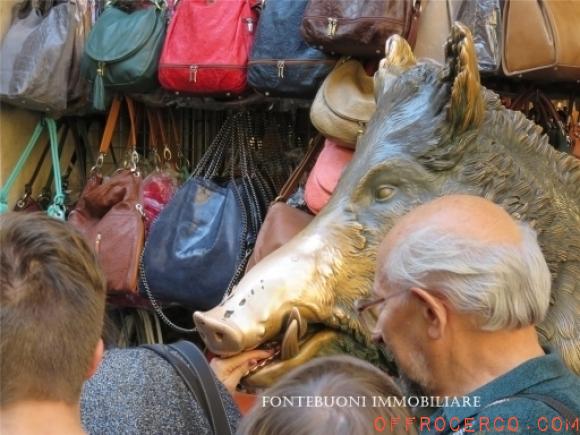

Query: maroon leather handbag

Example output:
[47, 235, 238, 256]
[68, 96, 145, 296]
[300, 0, 420, 57]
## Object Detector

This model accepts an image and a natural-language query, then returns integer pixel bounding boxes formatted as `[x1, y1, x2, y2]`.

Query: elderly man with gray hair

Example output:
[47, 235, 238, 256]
[364, 195, 579, 435]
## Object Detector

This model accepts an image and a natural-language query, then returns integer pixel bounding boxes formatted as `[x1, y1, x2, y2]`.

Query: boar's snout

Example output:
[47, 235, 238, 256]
[194, 311, 244, 355]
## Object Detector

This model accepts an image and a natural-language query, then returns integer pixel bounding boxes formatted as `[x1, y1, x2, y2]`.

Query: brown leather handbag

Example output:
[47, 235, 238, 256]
[310, 59, 375, 148]
[502, 0, 580, 81]
[245, 137, 323, 272]
[68, 96, 145, 296]
[300, 0, 419, 57]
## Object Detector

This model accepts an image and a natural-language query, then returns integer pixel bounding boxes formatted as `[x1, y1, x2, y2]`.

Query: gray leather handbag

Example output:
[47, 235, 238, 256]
[0, 0, 85, 113]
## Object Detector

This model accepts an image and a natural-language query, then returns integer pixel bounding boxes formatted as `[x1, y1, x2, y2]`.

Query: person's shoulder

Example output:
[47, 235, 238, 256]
[81, 346, 241, 435]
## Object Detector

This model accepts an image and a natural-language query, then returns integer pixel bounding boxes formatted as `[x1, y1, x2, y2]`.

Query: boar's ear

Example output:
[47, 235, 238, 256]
[444, 22, 485, 132]
[374, 35, 416, 102]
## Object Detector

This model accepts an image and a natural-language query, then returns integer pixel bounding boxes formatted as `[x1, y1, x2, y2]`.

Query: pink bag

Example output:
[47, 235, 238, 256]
[143, 172, 178, 232]
[304, 139, 353, 214]
[142, 110, 179, 233]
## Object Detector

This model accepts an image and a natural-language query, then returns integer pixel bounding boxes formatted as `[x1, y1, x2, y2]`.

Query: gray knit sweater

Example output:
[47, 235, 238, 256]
[81, 348, 241, 435]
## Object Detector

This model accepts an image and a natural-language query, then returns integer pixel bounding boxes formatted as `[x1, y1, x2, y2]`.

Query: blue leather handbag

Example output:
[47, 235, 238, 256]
[248, 0, 336, 97]
[140, 114, 267, 330]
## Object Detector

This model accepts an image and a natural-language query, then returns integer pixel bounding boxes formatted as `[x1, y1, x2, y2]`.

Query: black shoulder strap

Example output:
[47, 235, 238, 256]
[516, 393, 577, 422]
[143, 341, 233, 435]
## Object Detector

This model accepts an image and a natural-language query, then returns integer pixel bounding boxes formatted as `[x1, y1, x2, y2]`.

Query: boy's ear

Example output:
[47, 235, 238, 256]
[86, 338, 104, 379]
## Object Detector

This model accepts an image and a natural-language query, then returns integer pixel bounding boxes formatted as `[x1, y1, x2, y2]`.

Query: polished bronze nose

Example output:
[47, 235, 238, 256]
[193, 311, 244, 355]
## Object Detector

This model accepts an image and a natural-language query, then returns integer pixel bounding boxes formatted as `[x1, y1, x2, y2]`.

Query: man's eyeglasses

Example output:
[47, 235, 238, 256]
[355, 289, 407, 334]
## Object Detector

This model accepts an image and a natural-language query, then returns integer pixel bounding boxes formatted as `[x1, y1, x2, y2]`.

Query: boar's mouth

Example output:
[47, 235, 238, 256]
[240, 307, 341, 390]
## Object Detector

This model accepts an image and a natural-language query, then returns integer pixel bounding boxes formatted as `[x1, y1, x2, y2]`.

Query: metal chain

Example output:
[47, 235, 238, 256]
[139, 243, 196, 333]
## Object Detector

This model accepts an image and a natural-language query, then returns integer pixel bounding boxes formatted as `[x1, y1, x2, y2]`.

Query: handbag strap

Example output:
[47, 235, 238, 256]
[40, 123, 71, 197]
[143, 341, 234, 435]
[0, 118, 64, 219]
[93, 96, 138, 173]
[145, 108, 162, 170]
[276, 135, 324, 202]
[169, 109, 189, 171]
[0, 121, 46, 214]
[155, 110, 173, 164]
[406, 0, 423, 49]
[45, 118, 66, 220]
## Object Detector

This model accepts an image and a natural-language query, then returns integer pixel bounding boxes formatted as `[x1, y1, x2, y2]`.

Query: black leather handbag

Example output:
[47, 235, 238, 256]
[247, 0, 336, 97]
[140, 114, 268, 329]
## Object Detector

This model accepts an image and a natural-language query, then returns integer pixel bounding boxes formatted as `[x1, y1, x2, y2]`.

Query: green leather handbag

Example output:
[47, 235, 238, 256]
[81, 1, 166, 111]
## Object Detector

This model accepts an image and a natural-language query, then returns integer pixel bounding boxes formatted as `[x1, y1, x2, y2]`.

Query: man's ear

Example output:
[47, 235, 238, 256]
[86, 338, 104, 379]
[410, 287, 448, 339]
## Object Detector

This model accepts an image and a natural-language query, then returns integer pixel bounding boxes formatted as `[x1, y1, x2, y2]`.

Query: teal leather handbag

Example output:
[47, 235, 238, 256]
[82, 1, 166, 110]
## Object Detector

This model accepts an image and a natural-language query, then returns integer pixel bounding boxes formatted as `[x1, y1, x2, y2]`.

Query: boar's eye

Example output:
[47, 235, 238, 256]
[375, 185, 395, 201]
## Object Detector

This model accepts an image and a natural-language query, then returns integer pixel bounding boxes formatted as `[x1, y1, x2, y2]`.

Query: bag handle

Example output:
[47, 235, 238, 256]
[93, 96, 138, 173]
[17, 124, 59, 205]
[275, 135, 324, 202]
[169, 109, 190, 173]
[406, 0, 423, 49]
[45, 118, 66, 220]
[39, 124, 71, 200]
[0, 121, 46, 214]
[0, 118, 65, 219]
[154, 110, 173, 164]
[145, 108, 163, 171]
[143, 341, 233, 435]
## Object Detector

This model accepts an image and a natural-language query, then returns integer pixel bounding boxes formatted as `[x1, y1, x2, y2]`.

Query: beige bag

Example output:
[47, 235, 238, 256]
[502, 0, 580, 81]
[310, 59, 375, 149]
[413, 0, 451, 64]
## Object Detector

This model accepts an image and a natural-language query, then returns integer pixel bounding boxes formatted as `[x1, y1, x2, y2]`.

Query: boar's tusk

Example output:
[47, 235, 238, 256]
[281, 318, 300, 361]
[289, 306, 308, 339]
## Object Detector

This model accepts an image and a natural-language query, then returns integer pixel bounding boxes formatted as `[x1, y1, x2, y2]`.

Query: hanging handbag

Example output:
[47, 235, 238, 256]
[509, 90, 572, 154]
[310, 59, 375, 148]
[158, 0, 258, 95]
[141, 113, 266, 328]
[0, 118, 66, 219]
[81, 0, 166, 110]
[502, 0, 580, 81]
[450, 0, 502, 73]
[142, 109, 179, 233]
[300, 0, 419, 58]
[245, 137, 323, 272]
[11, 122, 66, 213]
[68, 96, 145, 296]
[413, 0, 502, 73]
[247, 0, 336, 97]
[304, 138, 353, 215]
[0, 0, 82, 113]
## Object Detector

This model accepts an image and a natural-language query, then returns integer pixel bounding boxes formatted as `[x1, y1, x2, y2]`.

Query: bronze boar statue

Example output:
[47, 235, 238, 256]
[195, 23, 580, 388]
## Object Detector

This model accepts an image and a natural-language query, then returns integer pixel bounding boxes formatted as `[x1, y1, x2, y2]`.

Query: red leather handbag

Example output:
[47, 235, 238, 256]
[304, 138, 353, 214]
[158, 0, 258, 95]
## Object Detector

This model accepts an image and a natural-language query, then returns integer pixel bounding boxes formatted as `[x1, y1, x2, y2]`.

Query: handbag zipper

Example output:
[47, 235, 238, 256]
[160, 64, 249, 83]
[327, 17, 337, 36]
[243, 17, 255, 33]
[96, 61, 106, 77]
[305, 15, 404, 38]
[248, 59, 336, 79]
